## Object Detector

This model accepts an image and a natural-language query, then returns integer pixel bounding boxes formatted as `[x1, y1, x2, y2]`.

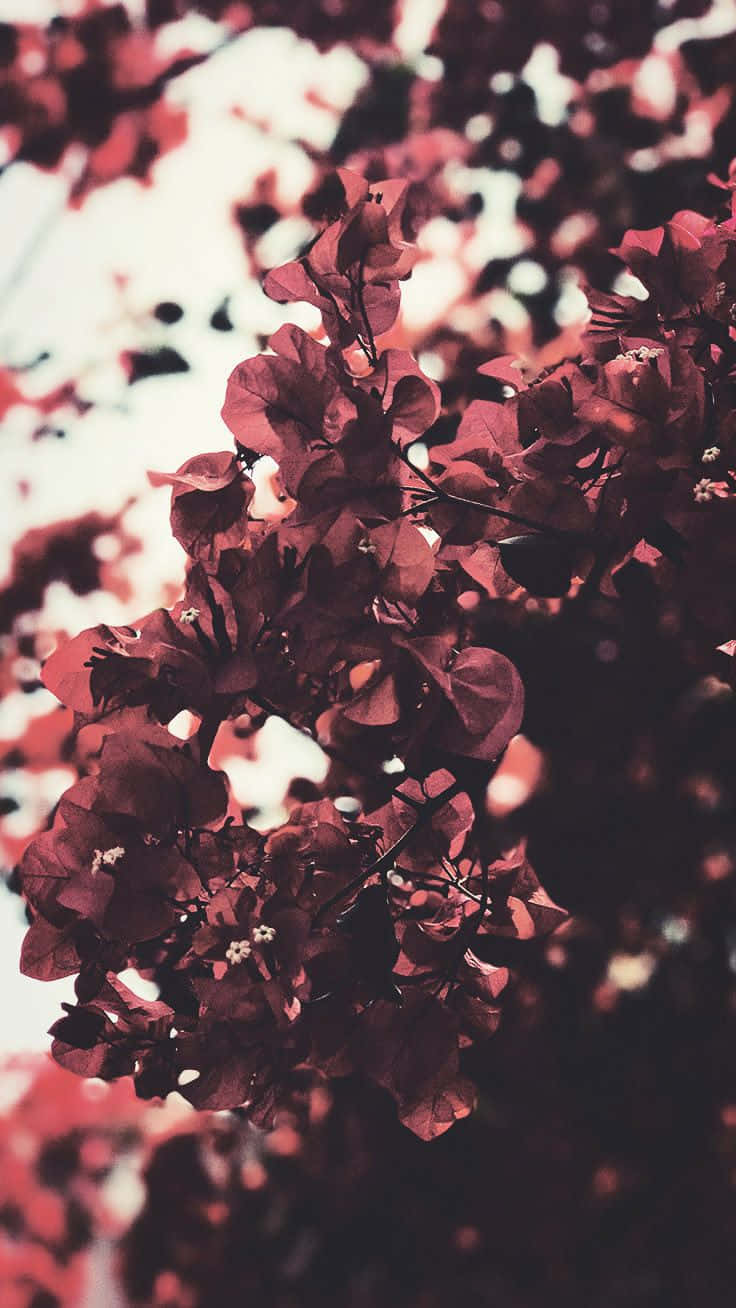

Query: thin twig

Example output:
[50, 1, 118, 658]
[313, 779, 462, 924]
[398, 449, 584, 542]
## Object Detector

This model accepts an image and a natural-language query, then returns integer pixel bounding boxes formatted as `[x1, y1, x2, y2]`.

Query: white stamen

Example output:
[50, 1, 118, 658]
[91, 846, 125, 875]
[102, 846, 125, 865]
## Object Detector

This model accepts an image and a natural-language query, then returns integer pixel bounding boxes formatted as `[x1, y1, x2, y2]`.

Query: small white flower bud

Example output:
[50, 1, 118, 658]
[252, 924, 276, 945]
[693, 478, 716, 503]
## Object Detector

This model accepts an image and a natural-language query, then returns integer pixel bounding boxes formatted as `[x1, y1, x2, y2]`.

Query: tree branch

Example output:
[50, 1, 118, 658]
[398, 449, 585, 543]
[313, 779, 462, 924]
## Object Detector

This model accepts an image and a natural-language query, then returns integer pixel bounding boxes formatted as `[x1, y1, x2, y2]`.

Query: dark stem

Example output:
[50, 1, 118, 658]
[355, 251, 379, 367]
[398, 449, 586, 543]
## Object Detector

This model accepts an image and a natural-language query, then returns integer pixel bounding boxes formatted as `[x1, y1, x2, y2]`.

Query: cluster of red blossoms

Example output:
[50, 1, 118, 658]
[20, 169, 736, 1137]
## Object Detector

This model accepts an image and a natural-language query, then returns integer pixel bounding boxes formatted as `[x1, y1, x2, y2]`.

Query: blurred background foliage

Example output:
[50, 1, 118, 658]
[1, 1, 736, 1304]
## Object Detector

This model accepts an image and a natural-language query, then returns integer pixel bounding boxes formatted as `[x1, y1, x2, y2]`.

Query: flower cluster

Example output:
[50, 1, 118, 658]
[20, 166, 736, 1137]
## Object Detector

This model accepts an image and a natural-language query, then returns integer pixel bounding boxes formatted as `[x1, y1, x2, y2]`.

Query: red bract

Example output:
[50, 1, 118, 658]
[149, 453, 255, 562]
[25, 164, 736, 1138]
[263, 171, 417, 355]
[609, 214, 729, 319]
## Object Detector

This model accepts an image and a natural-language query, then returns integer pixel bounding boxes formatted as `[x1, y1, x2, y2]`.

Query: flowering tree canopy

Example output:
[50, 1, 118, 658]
[3, 5, 736, 1305]
[16, 156, 736, 1139]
